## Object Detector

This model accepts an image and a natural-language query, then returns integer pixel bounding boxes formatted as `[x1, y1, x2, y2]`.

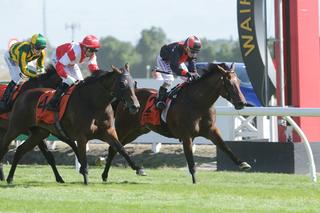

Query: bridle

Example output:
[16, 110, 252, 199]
[110, 72, 133, 107]
[220, 71, 236, 103]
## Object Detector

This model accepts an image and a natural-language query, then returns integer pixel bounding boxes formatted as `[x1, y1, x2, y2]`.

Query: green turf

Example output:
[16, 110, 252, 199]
[0, 165, 319, 213]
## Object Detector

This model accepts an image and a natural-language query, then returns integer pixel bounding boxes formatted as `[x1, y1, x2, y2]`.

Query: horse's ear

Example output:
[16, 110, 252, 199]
[111, 65, 122, 74]
[230, 63, 236, 72]
[125, 63, 130, 72]
[217, 65, 227, 74]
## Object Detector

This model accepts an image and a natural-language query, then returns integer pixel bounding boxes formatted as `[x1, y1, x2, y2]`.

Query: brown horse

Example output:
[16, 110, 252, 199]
[0, 65, 63, 181]
[102, 63, 252, 184]
[0, 64, 142, 184]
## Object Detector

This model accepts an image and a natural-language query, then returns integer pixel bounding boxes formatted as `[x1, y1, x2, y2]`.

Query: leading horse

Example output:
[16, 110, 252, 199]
[0, 64, 142, 184]
[103, 63, 252, 183]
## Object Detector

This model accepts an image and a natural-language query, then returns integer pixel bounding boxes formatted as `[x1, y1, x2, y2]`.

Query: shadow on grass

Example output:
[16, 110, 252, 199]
[0, 180, 51, 188]
[0, 179, 145, 188]
[112, 150, 216, 168]
[3, 148, 216, 168]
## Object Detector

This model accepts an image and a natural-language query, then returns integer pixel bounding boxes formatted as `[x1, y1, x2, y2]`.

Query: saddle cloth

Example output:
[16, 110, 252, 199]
[140, 92, 173, 126]
[0, 84, 23, 120]
[140, 93, 161, 126]
[36, 86, 76, 124]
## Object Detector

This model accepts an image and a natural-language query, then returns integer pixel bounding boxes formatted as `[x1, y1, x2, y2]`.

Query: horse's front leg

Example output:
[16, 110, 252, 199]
[37, 141, 64, 183]
[182, 137, 197, 184]
[102, 146, 117, 182]
[103, 128, 142, 176]
[76, 139, 89, 185]
[207, 127, 251, 171]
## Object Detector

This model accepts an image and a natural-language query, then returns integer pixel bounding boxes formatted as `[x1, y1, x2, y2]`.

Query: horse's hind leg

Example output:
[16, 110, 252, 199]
[6, 128, 51, 184]
[206, 127, 251, 171]
[182, 137, 197, 184]
[38, 141, 65, 183]
[0, 127, 20, 164]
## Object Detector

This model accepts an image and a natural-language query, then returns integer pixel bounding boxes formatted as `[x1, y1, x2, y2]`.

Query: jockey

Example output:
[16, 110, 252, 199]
[155, 35, 202, 110]
[46, 35, 100, 111]
[0, 33, 47, 111]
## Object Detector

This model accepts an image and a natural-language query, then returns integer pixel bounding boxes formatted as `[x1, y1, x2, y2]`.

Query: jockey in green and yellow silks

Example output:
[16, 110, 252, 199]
[0, 33, 47, 112]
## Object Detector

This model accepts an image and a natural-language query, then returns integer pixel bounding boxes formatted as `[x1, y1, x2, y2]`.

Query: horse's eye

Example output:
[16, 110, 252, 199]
[119, 81, 127, 89]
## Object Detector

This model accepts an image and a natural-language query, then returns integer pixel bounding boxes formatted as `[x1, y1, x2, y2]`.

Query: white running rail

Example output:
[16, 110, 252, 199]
[215, 106, 320, 183]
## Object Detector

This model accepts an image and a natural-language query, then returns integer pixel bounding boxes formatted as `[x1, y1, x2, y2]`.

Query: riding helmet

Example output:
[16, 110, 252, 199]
[184, 35, 202, 53]
[81, 35, 100, 49]
[31, 34, 47, 50]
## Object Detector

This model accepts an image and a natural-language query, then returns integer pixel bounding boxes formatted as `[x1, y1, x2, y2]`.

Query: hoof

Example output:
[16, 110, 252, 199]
[82, 174, 89, 185]
[6, 177, 12, 184]
[56, 177, 65, 183]
[192, 175, 196, 184]
[101, 174, 108, 182]
[239, 162, 251, 171]
[136, 167, 147, 176]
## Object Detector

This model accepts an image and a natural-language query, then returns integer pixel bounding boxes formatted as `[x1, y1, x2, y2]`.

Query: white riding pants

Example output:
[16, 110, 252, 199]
[4, 51, 34, 84]
[52, 53, 84, 86]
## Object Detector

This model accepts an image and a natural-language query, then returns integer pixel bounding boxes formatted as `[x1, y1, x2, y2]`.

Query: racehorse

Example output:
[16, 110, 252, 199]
[0, 64, 142, 184]
[0, 65, 62, 181]
[102, 63, 252, 184]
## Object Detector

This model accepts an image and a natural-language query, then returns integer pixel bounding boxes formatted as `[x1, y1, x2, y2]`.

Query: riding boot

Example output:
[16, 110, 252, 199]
[0, 81, 16, 112]
[46, 82, 69, 112]
[155, 86, 168, 110]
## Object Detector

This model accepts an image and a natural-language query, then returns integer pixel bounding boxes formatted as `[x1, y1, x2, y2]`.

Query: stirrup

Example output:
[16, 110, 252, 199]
[156, 101, 166, 110]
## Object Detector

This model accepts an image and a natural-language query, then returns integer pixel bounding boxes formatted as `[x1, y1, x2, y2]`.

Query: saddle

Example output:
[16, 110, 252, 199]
[35, 86, 76, 124]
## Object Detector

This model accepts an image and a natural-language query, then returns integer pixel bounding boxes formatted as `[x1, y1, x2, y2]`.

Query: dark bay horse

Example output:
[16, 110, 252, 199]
[0, 65, 62, 181]
[0, 64, 142, 184]
[103, 63, 252, 184]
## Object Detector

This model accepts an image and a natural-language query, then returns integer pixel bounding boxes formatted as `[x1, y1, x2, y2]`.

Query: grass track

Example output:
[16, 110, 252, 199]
[0, 165, 319, 213]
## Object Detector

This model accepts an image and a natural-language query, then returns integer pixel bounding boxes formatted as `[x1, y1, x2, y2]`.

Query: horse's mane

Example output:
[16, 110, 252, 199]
[26, 64, 58, 83]
[202, 63, 229, 78]
[187, 63, 230, 86]
[77, 69, 114, 87]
